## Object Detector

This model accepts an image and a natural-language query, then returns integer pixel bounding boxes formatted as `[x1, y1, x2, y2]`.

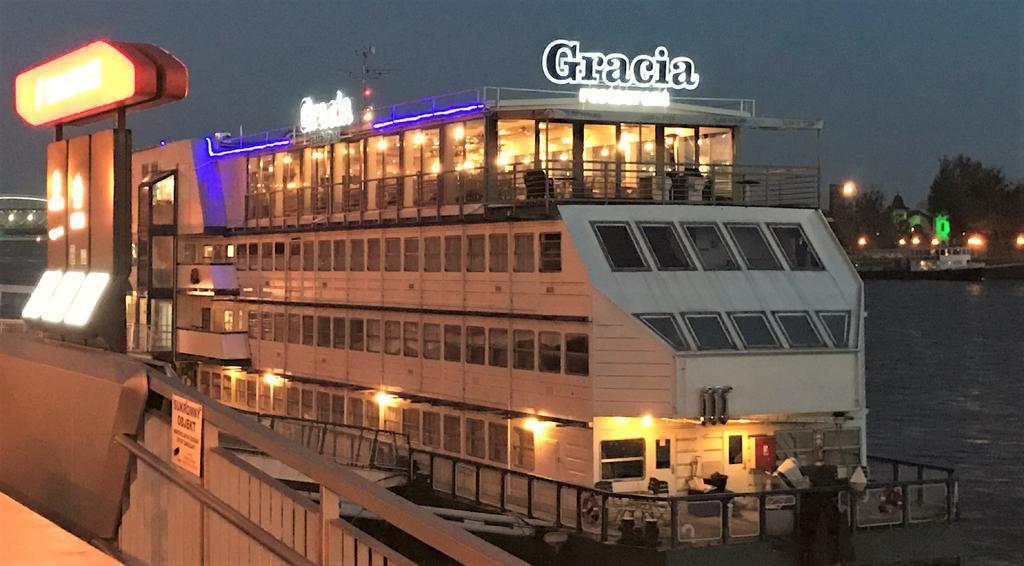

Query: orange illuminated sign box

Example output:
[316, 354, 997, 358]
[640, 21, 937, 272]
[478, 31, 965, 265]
[15, 40, 187, 127]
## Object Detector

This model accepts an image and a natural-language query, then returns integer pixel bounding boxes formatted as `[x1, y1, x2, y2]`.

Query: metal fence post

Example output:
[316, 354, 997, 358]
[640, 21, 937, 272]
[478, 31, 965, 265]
[721, 497, 731, 543]
[555, 484, 562, 526]
[600, 494, 609, 543]
[757, 493, 767, 541]
[670, 499, 679, 548]
[526, 477, 533, 518]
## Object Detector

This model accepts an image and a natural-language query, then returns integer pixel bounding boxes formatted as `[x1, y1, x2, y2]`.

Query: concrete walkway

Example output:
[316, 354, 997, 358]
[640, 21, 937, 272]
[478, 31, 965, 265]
[0, 491, 120, 565]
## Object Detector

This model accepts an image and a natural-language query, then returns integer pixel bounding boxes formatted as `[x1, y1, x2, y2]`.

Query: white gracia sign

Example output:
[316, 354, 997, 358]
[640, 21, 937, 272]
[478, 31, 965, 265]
[299, 90, 354, 133]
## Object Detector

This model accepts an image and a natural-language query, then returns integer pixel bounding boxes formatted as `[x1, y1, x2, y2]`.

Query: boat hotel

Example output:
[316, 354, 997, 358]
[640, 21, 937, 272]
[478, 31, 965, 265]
[118, 44, 958, 557]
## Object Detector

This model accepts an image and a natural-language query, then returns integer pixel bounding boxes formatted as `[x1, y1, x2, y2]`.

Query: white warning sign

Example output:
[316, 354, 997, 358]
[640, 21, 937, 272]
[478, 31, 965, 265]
[171, 394, 203, 477]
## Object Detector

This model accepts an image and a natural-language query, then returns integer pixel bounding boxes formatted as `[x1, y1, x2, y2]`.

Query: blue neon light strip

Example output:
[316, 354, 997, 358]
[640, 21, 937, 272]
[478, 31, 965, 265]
[372, 102, 486, 131]
[205, 136, 291, 158]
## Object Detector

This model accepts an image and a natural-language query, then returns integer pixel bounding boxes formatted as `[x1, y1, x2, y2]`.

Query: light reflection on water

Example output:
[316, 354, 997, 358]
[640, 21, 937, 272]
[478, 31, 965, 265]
[866, 280, 1024, 565]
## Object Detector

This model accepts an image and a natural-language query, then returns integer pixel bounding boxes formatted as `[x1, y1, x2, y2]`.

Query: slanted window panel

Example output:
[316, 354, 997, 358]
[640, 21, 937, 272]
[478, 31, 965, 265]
[770, 224, 822, 270]
[513, 330, 535, 370]
[365, 400, 379, 428]
[539, 232, 562, 272]
[273, 313, 286, 342]
[489, 234, 508, 272]
[302, 241, 315, 271]
[317, 392, 331, 422]
[444, 325, 462, 362]
[512, 427, 535, 470]
[600, 439, 645, 480]
[488, 328, 509, 367]
[594, 223, 647, 270]
[349, 318, 365, 351]
[819, 312, 851, 347]
[444, 236, 462, 272]
[287, 387, 300, 417]
[287, 313, 301, 344]
[366, 238, 381, 272]
[248, 243, 259, 271]
[637, 314, 689, 351]
[775, 312, 825, 347]
[331, 394, 345, 424]
[317, 240, 332, 271]
[403, 238, 419, 272]
[347, 398, 364, 427]
[639, 224, 693, 270]
[402, 408, 421, 444]
[288, 241, 301, 271]
[349, 239, 365, 271]
[684, 313, 737, 350]
[235, 243, 246, 270]
[565, 333, 589, 376]
[466, 235, 485, 272]
[728, 224, 781, 270]
[332, 240, 346, 271]
[424, 237, 441, 272]
[423, 323, 441, 360]
[301, 314, 314, 345]
[331, 317, 346, 349]
[465, 326, 486, 364]
[466, 419, 486, 459]
[403, 322, 419, 357]
[538, 331, 562, 373]
[513, 233, 534, 272]
[730, 312, 779, 348]
[488, 422, 508, 464]
[384, 320, 401, 355]
[366, 319, 382, 353]
[443, 415, 461, 453]
[261, 243, 273, 271]
[261, 312, 273, 340]
[683, 224, 738, 270]
[384, 238, 401, 272]
[247, 311, 259, 339]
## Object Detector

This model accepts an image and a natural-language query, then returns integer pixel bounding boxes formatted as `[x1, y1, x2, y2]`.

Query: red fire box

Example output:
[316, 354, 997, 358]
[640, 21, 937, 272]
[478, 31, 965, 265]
[753, 435, 777, 471]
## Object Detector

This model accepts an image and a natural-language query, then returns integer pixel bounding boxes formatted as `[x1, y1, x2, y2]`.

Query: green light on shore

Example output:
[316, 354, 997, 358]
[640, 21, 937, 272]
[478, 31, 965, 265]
[935, 215, 951, 242]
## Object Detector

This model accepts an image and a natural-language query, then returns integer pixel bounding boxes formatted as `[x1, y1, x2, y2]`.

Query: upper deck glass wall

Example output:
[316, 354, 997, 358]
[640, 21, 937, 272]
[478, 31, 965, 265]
[243, 111, 817, 226]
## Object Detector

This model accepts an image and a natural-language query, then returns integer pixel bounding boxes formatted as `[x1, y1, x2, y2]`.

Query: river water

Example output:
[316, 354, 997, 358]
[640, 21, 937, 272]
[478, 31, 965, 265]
[865, 280, 1024, 565]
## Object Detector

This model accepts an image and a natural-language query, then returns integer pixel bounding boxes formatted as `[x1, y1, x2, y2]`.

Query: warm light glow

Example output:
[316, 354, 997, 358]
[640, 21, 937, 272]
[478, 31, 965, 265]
[643, 141, 654, 152]
[413, 132, 424, 145]
[48, 170, 64, 211]
[69, 211, 86, 230]
[376, 138, 387, 151]
[311, 151, 323, 159]
[286, 182, 297, 189]
[841, 180, 857, 198]
[1016, 234, 1024, 248]
[600, 147, 610, 157]
[48, 226, 65, 240]
[930, 238, 941, 246]
[63, 272, 110, 326]
[496, 153, 509, 167]
[523, 417, 555, 437]
[262, 372, 285, 387]
[856, 236, 868, 247]
[282, 154, 292, 164]
[70, 173, 84, 209]
[362, 109, 374, 123]
[910, 236, 921, 246]
[641, 414, 654, 427]
[7, 213, 14, 222]
[558, 152, 569, 161]
[898, 238, 907, 247]
[967, 235, 985, 248]
[374, 391, 398, 407]
[430, 161, 440, 174]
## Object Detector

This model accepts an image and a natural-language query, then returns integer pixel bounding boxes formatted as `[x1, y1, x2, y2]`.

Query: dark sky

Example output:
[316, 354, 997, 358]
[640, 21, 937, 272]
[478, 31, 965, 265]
[2, 1, 1021, 206]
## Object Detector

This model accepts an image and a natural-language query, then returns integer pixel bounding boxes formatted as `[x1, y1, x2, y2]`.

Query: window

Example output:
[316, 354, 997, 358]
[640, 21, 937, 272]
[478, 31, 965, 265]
[287, 313, 301, 344]
[729, 435, 743, 464]
[637, 314, 689, 351]
[302, 241, 315, 271]
[221, 374, 233, 402]
[274, 313, 286, 342]
[366, 397, 380, 428]
[638, 224, 693, 270]
[316, 316, 331, 347]
[730, 312, 780, 348]
[443, 415, 461, 453]
[384, 321, 401, 355]
[347, 398, 364, 427]
[285, 387, 300, 416]
[565, 333, 589, 376]
[776, 430, 815, 466]
[594, 223, 647, 270]
[209, 372, 220, 399]
[384, 238, 401, 272]
[258, 381, 271, 411]
[366, 319, 381, 352]
[466, 326, 485, 364]
[423, 412, 441, 448]
[466, 235, 485, 272]
[512, 427, 535, 470]
[444, 325, 461, 362]
[247, 310, 259, 339]
[601, 439, 645, 480]
[261, 312, 273, 340]
[349, 239, 365, 271]
[819, 311, 851, 347]
[727, 224, 781, 270]
[683, 224, 738, 270]
[301, 315, 314, 345]
[423, 323, 441, 360]
[235, 243, 246, 270]
[403, 322, 419, 357]
[332, 240, 346, 271]
[683, 313, 736, 350]
[513, 233, 534, 272]
[366, 238, 381, 271]
[775, 312, 825, 347]
[349, 318, 365, 350]
[770, 224, 822, 270]
[245, 377, 257, 408]
[384, 406, 401, 432]
[248, 243, 259, 270]
[403, 238, 419, 271]
[466, 419, 486, 459]
[288, 241, 301, 271]
[538, 331, 561, 373]
[539, 232, 562, 272]
[488, 329, 508, 367]
[331, 394, 345, 424]
[823, 428, 861, 466]
[332, 317, 346, 349]
[261, 243, 272, 271]
[656, 439, 671, 469]
[424, 237, 441, 272]
[273, 242, 285, 271]
[317, 392, 331, 422]
[402, 408, 421, 443]
[513, 330, 535, 370]
[444, 236, 462, 272]
[317, 240, 332, 271]
[488, 234, 508, 272]
[488, 422, 508, 464]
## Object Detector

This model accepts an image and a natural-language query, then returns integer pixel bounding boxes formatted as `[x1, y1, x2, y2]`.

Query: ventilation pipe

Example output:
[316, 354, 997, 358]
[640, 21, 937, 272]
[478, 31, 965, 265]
[714, 386, 733, 425]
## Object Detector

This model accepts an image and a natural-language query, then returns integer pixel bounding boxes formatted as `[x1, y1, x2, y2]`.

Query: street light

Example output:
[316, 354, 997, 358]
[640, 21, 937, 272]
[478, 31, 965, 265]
[841, 180, 857, 198]
[856, 236, 868, 248]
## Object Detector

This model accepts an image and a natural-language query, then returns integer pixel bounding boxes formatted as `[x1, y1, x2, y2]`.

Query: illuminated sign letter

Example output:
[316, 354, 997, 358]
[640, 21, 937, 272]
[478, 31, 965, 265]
[299, 91, 355, 133]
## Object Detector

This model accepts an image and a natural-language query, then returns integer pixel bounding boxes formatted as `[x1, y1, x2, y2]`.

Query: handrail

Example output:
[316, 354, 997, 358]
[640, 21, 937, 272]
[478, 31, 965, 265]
[147, 371, 527, 566]
[113, 434, 316, 566]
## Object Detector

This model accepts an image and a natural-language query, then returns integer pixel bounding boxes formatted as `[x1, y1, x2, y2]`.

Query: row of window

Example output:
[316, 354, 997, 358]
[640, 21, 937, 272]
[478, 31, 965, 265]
[185, 232, 563, 274]
[593, 221, 822, 272]
[637, 310, 851, 351]
[246, 310, 590, 376]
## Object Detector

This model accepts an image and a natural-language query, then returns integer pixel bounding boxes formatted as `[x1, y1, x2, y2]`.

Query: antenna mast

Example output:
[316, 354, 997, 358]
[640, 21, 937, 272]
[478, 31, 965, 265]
[347, 46, 395, 123]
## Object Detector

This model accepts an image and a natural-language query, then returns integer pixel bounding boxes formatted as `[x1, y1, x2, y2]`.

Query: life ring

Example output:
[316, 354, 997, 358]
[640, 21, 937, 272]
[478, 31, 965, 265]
[680, 523, 696, 539]
[580, 492, 602, 527]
